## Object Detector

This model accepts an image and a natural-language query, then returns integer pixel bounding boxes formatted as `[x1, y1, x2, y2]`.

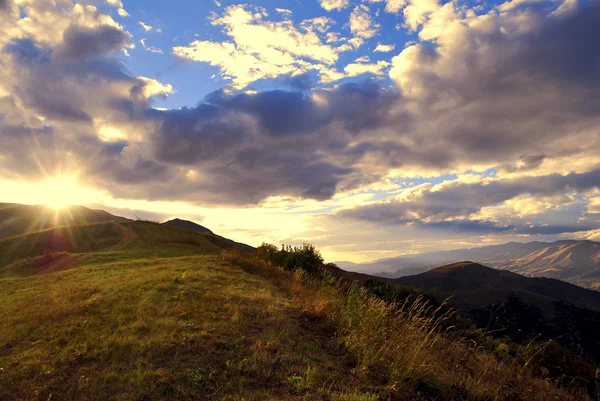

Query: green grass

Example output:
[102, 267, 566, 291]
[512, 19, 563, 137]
[0, 254, 372, 400]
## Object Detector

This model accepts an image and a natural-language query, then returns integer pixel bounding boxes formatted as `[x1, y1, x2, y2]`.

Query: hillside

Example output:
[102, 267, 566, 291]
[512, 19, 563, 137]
[1, 253, 362, 400]
[1, 207, 595, 399]
[162, 218, 255, 253]
[337, 240, 600, 290]
[0, 218, 249, 280]
[0, 203, 129, 239]
[163, 218, 214, 234]
[391, 262, 600, 360]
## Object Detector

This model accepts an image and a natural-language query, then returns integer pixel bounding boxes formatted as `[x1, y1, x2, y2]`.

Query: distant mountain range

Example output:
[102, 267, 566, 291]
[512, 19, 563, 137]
[337, 240, 600, 290]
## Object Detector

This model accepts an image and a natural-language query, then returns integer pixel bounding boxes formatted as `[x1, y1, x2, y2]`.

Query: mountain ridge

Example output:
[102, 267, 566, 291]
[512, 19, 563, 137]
[337, 240, 600, 290]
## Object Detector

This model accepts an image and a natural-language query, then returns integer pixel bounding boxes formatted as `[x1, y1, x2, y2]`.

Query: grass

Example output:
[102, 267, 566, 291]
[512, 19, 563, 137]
[1, 254, 371, 400]
[0, 226, 594, 400]
[0, 221, 224, 279]
[222, 250, 594, 401]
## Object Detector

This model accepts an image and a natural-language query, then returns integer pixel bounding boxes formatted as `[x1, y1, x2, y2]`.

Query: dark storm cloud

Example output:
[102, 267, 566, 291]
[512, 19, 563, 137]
[526, 1, 600, 84]
[0, 0, 11, 11]
[203, 81, 399, 137]
[4, 38, 49, 64]
[498, 155, 546, 174]
[144, 82, 397, 203]
[57, 25, 131, 62]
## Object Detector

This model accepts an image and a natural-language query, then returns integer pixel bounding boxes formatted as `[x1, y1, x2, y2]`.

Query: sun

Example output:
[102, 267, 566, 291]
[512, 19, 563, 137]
[40, 177, 98, 210]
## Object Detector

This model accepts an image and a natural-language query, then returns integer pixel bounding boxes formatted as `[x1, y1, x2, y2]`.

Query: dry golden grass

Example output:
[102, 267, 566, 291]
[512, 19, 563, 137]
[223, 250, 592, 401]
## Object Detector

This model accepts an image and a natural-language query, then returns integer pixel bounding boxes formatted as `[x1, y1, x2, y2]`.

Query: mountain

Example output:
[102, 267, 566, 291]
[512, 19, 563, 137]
[390, 262, 600, 361]
[391, 262, 600, 312]
[337, 240, 600, 290]
[0, 204, 254, 258]
[162, 218, 255, 253]
[163, 218, 213, 234]
[0, 202, 129, 238]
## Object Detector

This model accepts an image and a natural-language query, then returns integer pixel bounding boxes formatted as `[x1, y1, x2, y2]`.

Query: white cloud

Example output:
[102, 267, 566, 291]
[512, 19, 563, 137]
[173, 5, 344, 88]
[318, 0, 351, 11]
[139, 21, 152, 32]
[139, 38, 163, 54]
[344, 60, 390, 77]
[385, 0, 408, 13]
[374, 43, 396, 52]
[350, 5, 380, 39]
[301, 16, 335, 33]
[136, 77, 174, 98]
[106, 0, 129, 17]
[275, 8, 292, 16]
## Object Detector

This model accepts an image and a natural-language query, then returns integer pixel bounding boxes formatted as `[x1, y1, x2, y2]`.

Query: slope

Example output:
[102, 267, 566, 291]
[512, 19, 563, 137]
[163, 218, 213, 234]
[1, 245, 588, 401]
[0, 220, 229, 279]
[162, 218, 255, 253]
[0, 254, 363, 401]
[392, 262, 600, 360]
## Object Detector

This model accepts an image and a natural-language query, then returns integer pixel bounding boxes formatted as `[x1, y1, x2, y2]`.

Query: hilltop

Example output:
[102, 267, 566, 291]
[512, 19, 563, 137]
[0, 203, 129, 238]
[163, 218, 214, 234]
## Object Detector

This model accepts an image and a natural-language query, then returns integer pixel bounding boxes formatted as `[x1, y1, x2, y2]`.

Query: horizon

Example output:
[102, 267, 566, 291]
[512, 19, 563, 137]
[1, 0, 600, 263]
[2, 201, 597, 265]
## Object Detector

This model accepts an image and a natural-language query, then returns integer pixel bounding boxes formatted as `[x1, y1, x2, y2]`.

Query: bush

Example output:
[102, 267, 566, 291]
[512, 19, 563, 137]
[255, 243, 324, 275]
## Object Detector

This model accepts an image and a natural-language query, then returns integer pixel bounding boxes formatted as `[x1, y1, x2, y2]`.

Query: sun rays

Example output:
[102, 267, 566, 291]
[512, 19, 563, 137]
[0, 176, 105, 210]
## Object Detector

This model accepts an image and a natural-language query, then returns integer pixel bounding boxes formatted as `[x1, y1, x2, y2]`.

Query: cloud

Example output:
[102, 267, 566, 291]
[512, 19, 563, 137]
[344, 60, 390, 77]
[337, 170, 600, 235]
[139, 38, 163, 54]
[349, 5, 380, 39]
[105, 0, 129, 17]
[318, 0, 351, 11]
[0, 0, 11, 11]
[172, 5, 345, 88]
[142, 83, 399, 204]
[275, 8, 292, 16]
[139, 21, 152, 32]
[374, 43, 396, 52]
[57, 24, 131, 61]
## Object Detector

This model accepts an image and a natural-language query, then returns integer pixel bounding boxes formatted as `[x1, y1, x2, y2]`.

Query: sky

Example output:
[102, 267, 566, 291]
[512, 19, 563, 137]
[0, 0, 599, 263]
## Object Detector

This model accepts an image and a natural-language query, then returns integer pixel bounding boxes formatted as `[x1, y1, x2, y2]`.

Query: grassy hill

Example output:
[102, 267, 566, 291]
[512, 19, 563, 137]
[161, 219, 256, 254]
[163, 218, 214, 234]
[0, 203, 129, 239]
[0, 220, 226, 279]
[0, 208, 595, 400]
